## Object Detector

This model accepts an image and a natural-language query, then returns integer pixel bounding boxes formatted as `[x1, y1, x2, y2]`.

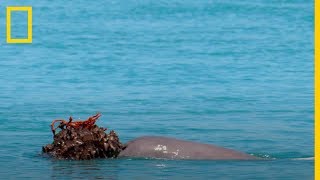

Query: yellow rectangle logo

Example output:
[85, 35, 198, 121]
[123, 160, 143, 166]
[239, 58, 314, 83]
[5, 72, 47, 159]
[315, 0, 319, 178]
[6, 6, 33, 44]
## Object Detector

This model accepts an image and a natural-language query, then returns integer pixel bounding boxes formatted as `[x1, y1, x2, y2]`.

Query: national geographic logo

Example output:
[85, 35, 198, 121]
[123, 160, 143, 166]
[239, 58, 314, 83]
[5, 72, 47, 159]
[6, 6, 32, 44]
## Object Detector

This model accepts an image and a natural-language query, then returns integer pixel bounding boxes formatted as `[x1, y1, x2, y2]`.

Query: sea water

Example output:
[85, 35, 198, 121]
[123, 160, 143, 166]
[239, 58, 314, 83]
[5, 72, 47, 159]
[0, 0, 314, 179]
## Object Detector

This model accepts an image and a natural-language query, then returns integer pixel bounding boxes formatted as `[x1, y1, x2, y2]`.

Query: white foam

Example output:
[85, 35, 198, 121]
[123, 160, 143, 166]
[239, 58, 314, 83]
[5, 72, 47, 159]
[291, 157, 314, 160]
[154, 144, 168, 154]
[156, 164, 166, 168]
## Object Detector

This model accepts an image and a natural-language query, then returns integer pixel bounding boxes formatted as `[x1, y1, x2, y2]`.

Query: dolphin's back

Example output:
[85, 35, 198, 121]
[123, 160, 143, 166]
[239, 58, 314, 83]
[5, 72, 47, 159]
[119, 136, 258, 160]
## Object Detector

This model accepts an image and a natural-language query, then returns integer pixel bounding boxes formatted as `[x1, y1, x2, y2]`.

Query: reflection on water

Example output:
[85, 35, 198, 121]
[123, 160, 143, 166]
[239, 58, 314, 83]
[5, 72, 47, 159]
[45, 158, 314, 179]
[51, 159, 118, 179]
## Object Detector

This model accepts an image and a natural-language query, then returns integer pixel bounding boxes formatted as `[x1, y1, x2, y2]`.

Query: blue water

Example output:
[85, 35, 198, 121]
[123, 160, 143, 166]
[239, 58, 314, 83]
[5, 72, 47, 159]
[0, 0, 314, 179]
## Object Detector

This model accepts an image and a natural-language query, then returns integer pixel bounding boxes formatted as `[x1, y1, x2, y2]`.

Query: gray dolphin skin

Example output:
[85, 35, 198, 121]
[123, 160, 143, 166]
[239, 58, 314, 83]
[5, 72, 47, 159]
[119, 136, 259, 160]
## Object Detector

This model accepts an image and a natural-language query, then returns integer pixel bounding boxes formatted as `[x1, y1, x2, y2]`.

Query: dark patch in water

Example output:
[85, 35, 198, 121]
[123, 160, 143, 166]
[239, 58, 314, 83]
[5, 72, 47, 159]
[42, 125, 123, 160]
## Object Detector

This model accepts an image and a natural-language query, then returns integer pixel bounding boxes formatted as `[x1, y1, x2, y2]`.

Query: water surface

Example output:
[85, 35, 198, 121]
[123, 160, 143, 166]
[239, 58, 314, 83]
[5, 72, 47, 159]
[0, 0, 314, 179]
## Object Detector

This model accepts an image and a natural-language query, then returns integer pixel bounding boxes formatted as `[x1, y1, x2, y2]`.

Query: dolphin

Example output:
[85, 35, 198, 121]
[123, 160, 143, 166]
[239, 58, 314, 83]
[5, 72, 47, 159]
[119, 136, 259, 160]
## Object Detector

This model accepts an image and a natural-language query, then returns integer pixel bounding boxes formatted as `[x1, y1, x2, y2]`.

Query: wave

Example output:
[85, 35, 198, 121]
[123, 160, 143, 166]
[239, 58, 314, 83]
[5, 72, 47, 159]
[250, 153, 314, 160]
[291, 157, 314, 160]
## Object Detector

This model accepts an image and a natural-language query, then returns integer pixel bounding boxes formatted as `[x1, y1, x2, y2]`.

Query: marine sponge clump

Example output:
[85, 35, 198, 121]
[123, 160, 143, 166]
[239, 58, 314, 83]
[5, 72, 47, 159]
[42, 125, 123, 160]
